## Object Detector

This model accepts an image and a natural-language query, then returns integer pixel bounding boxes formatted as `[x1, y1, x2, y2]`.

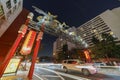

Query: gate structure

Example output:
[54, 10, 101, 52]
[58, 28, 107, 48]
[0, 6, 91, 79]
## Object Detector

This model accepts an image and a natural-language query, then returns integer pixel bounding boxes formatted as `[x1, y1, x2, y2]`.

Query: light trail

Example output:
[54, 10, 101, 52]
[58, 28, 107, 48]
[35, 67, 65, 80]
[35, 67, 90, 80]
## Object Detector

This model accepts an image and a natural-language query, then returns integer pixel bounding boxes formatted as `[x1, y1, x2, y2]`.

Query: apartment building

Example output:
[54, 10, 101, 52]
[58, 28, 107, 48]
[77, 7, 120, 46]
[0, 0, 23, 37]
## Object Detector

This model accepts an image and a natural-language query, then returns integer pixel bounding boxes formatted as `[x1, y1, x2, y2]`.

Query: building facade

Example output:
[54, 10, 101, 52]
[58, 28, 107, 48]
[53, 37, 76, 59]
[77, 7, 120, 46]
[0, 0, 23, 37]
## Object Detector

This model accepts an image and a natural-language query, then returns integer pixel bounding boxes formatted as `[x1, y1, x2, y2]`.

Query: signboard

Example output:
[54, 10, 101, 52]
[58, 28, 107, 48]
[4, 58, 21, 74]
[20, 30, 36, 55]
[84, 50, 91, 62]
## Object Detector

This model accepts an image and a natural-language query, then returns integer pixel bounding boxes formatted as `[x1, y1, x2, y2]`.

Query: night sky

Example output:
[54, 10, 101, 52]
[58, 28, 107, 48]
[23, 0, 120, 57]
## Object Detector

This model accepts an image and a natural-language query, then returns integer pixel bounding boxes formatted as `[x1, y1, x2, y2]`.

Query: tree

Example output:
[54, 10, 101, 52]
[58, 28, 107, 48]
[91, 33, 120, 59]
[69, 48, 80, 59]
[57, 43, 69, 62]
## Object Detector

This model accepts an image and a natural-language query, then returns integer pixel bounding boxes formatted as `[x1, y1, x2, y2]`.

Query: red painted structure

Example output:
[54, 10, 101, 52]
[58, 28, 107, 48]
[20, 30, 37, 55]
[28, 30, 44, 80]
[0, 16, 30, 78]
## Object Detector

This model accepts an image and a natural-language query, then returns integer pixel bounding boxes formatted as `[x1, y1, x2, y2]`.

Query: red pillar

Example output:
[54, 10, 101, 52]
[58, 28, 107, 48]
[28, 31, 43, 80]
[0, 18, 30, 78]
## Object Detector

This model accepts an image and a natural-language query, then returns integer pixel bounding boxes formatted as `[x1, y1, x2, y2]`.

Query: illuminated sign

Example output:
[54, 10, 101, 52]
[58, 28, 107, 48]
[84, 50, 91, 62]
[4, 58, 21, 74]
[20, 30, 36, 55]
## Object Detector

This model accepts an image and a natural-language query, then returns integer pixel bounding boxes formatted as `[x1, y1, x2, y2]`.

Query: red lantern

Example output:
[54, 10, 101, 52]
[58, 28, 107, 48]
[20, 30, 37, 55]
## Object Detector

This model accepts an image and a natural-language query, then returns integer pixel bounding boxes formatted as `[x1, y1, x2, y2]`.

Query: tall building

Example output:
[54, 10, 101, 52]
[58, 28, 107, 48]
[77, 7, 120, 46]
[0, 0, 23, 37]
[53, 37, 76, 59]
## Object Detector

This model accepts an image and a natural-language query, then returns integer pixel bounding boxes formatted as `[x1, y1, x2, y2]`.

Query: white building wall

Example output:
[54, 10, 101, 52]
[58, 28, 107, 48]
[77, 7, 120, 46]
[100, 9, 120, 40]
[53, 37, 76, 57]
[0, 0, 23, 37]
[112, 7, 120, 18]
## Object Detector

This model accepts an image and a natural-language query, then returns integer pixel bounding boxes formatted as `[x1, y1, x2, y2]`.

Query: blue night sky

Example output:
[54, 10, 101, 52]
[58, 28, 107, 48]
[23, 0, 120, 57]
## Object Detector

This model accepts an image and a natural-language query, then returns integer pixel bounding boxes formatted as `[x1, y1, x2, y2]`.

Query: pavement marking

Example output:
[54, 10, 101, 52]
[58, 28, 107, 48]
[36, 67, 90, 80]
[34, 73, 45, 80]
[40, 75, 62, 77]
[55, 71, 90, 80]
[35, 67, 65, 80]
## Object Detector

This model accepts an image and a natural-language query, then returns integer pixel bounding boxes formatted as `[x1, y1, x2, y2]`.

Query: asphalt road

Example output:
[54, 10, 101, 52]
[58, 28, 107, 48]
[33, 67, 89, 80]
[33, 65, 120, 80]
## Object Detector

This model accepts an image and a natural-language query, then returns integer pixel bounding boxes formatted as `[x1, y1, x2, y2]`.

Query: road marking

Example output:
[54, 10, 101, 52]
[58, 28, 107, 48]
[34, 73, 47, 80]
[55, 71, 90, 80]
[40, 75, 62, 77]
[36, 67, 90, 80]
[35, 67, 65, 80]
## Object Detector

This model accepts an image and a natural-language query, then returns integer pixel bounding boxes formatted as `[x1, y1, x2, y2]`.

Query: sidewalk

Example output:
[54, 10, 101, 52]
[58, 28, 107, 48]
[0, 71, 29, 80]
[0, 63, 30, 80]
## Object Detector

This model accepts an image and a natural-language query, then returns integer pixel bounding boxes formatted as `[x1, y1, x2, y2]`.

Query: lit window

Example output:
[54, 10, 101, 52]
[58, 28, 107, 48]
[90, 30, 93, 33]
[83, 34, 86, 37]
[6, 0, 11, 9]
[80, 27, 84, 31]
[110, 32, 113, 35]
[91, 26, 94, 29]
[93, 29, 96, 32]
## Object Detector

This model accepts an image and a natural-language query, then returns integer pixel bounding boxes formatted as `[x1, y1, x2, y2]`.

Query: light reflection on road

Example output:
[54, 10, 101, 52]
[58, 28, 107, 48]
[32, 64, 120, 80]
[34, 67, 65, 80]
[34, 67, 90, 80]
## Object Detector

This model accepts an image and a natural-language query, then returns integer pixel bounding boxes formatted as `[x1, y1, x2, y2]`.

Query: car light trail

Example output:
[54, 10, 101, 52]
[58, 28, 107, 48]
[35, 67, 90, 80]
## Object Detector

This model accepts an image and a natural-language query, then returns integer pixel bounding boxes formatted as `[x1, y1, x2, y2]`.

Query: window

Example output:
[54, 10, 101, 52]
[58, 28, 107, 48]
[67, 61, 77, 64]
[63, 61, 67, 63]
[80, 27, 84, 31]
[18, 1, 21, 7]
[0, 5, 5, 26]
[83, 34, 86, 37]
[7, 10, 11, 18]
[13, 5, 16, 12]
[6, 0, 11, 9]
[14, 0, 17, 4]
[0, 5, 4, 16]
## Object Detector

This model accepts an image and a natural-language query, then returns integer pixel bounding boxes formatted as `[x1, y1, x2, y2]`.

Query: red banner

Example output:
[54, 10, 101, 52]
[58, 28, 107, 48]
[20, 30, 36, 55]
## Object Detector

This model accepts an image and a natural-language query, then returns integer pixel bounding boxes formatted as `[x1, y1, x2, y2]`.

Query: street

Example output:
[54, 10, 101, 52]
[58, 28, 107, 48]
[32, 64, 120, 80]
[33, 66, 90, 80]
